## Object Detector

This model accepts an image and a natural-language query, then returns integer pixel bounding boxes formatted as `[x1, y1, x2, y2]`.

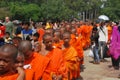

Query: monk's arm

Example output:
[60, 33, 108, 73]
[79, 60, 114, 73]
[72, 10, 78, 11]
[16, 67, 25, 80]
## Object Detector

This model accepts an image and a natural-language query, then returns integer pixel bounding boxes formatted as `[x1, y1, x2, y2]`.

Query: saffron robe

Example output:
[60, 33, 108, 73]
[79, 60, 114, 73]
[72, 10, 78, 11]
[62, 46, 78, 79]
[42, 48, 67, 80]
[24, 52, 50, 80]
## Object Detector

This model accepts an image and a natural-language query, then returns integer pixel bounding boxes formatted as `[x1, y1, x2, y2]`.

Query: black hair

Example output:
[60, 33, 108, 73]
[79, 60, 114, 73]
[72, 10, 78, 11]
[114, 21, 119, 25]
[33, 32, 40, 38]
[23, 21, 30, 26]
[5, 32, 10, 35]
[118, 26, 120, 32]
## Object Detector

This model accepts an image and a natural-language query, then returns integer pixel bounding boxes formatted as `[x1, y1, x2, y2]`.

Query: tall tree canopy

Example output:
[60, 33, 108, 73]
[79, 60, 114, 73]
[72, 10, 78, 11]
[0, 0, 119, 21]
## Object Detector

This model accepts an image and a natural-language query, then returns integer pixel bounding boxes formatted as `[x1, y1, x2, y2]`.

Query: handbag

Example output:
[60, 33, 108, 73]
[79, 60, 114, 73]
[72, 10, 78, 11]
[103, 45, 110, 58]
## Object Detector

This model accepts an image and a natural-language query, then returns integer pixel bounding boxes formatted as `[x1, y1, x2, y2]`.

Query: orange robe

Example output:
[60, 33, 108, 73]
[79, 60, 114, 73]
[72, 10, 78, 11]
[0, 73, 18, 80]
[53, 40, 63, 49]
[0, 69, 34, 80]
[107, 25, 112, 41]
[80, 25, 87, 49]
[80, 25, 93, 49]
[25, 69, 34, 80]
[38, 28, 44, 42]
[86, 25, 93, 47]
[70, 34, 84, 61]
[70, 34, 84, 77]
[62, 46, 78, 79]
[42, 48, 67, 80]
[24, 52, 50, 80]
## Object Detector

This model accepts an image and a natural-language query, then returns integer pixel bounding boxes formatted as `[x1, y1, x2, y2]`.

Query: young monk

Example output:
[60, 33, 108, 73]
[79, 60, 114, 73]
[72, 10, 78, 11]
[15, 51, 34, 80]
[31, 32, 40, 51]
[0, 44, 25, 80]
[18, 40, 50, 80]
[62, 32, 79, 80]
[53, 31, 63, 49]
[70, 27, 84, 77]
[42, 33, 67, 80]
[60, 27, 66, 39]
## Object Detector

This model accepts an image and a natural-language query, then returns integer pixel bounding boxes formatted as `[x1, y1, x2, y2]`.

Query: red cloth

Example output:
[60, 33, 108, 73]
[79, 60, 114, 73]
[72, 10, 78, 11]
[0, 25, 5, 38]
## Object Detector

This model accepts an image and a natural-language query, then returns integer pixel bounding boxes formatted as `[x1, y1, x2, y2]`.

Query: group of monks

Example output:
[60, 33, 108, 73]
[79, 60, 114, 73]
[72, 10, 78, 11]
[0, 20, 96, 80]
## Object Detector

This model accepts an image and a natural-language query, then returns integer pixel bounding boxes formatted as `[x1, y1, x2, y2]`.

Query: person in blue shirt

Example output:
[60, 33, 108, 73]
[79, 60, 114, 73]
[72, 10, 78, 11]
[22, 22, 33, 40]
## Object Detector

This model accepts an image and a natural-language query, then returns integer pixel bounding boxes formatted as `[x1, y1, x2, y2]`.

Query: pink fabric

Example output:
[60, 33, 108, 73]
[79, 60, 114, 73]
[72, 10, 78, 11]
[110, 26, 120, 60]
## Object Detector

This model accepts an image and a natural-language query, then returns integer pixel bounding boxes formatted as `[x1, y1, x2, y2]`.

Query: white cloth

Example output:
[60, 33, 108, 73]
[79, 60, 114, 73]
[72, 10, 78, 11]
[98, 26, 108, 42]
[88, 49, 94, 57]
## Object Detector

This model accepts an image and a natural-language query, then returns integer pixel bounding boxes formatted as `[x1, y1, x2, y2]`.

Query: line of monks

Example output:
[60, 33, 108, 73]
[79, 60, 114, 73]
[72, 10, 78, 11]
[0, 21, 99, 80]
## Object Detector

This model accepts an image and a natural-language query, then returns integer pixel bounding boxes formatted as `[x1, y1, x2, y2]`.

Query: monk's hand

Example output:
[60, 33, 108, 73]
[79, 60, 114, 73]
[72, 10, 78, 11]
[16, 67, 25, 80]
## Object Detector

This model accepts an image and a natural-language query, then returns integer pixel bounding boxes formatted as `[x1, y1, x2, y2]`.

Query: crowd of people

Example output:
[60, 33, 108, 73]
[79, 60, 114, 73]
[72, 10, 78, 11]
[0, 16, 120, 80]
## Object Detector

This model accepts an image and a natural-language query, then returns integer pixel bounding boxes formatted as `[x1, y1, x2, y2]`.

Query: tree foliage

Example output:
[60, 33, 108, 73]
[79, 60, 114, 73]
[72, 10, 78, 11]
[100, 0, 120, 21]
[2, 0, 119, 21]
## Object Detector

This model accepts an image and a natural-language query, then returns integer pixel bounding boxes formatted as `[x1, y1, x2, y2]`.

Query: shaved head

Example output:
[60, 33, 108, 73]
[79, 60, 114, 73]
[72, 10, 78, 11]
[19, 40, 32, 51]
[54, 31, 61, 37]
[18, 40, 33, 60]
[0, 44, 18, 61]
[43, 33, 53, 41]
[63, 32, 71, 38]
[0, 44, 18, 75]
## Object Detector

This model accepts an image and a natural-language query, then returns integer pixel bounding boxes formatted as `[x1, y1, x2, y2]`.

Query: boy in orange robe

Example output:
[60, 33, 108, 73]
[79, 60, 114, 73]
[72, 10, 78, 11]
[53, 31, 63, 49]
[42, 33, 67, 80]
[14, 51, 35, 80]
[70, 27, 84, 72]
[62, 32, 79, 80]
[0, 44, 25, 80]
[18, 40, 50, 80]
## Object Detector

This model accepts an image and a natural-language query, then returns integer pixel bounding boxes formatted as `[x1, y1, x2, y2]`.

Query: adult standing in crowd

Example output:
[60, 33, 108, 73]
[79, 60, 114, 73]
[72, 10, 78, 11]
[110, 22, 120, 70]
[98, 21, 108, 62]
[22, 22, 33, 40]
[4, 17, 14, 37]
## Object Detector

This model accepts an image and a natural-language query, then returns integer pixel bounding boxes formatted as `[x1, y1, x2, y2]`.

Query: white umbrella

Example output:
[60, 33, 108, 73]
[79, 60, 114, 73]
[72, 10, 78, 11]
[98, 15, 109, 21]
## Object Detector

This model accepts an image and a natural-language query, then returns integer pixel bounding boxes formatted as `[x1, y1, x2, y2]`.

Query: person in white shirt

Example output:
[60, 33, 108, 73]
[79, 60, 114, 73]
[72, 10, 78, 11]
[98, 21, 108, 61]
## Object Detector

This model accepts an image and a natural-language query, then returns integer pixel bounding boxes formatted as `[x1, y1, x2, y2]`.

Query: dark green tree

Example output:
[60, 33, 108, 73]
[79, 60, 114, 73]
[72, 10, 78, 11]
[100, 0, 120, 21]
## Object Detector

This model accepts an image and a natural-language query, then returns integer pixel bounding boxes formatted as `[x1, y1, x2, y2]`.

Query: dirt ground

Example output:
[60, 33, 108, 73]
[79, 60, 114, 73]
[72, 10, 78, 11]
[81, 49, 120, 80]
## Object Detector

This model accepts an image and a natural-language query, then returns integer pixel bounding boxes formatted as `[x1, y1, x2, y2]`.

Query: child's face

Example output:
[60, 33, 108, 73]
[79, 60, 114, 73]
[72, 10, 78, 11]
[63, 34, 70, 44]
[34, 43, 41, 52]
[53, 33, 60, 42]
[15, 55, 24, 68]
[12, 39, 19, 47]
[5, 34, 10, 38]
[53, 36, 59, 42]
[23, 24, 28, 29]
[0, 52, 14, 74]
[60, 28, 65, 34]
[71, 29, 76, 34]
